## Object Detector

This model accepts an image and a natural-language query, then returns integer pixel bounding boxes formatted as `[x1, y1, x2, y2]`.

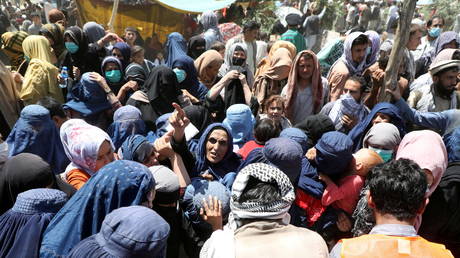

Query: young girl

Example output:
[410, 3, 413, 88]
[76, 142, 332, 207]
[259, 95, 292, 129]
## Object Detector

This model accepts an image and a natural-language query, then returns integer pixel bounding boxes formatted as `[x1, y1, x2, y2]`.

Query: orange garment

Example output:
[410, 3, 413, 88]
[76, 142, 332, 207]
[66, 168, 91, 190]
[340, 234, 454, 258]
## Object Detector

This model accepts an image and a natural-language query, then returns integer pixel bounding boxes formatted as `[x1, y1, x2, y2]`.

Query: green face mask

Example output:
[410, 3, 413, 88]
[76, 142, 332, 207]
[369, 146, 393, 162]
[105, 70, 122, 83]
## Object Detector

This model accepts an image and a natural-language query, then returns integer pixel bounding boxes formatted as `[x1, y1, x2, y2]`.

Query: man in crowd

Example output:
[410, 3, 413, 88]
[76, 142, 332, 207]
[330, 159, 454, 257]
[408, 49, 460, 112]
[281, 13, 306, 54]
[412, 16, 445, 61]
[327, 32, 369, 101]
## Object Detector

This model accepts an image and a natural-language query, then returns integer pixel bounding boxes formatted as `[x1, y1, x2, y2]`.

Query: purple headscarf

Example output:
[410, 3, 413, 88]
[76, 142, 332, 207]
[364, 30, 380, 69]
[335, 32, 368, 75]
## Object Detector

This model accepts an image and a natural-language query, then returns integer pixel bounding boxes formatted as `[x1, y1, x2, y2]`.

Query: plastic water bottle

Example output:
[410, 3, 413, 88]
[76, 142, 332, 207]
[59, 66, 68, 89]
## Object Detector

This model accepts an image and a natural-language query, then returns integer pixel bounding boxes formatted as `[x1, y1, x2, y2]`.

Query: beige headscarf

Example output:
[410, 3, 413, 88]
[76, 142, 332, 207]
[22, 35, 54, 63]
[194, 50, 224, 88]
[0, 61, 22, 129]
[252, 47, 293, 104]
[20, 35, 62, 105]
[254, 41, 297, 79]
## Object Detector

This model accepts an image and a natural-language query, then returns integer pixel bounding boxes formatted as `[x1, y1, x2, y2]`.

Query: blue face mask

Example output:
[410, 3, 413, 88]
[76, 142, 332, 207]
[366, 46, 372, 56]
[368, 146, 393, 162]
[428, 27, 442, 38]
[24, 55, 30, 62]
[65, 42, 79, 54]
[173, 68, 186, 83]
[105, 70, 122, 83]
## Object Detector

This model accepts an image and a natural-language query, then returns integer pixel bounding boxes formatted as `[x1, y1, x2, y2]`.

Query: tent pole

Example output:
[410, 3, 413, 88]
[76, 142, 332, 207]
[107, 0, 120, 32]
[379, 0, 418, 102]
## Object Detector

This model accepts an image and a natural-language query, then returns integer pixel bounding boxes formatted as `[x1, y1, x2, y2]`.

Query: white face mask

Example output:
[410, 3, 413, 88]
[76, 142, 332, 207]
[0, 141, 8, 165]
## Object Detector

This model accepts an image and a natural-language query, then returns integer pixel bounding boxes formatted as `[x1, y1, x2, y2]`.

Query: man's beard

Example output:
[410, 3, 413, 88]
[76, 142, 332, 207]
[434, 81, 455, 99]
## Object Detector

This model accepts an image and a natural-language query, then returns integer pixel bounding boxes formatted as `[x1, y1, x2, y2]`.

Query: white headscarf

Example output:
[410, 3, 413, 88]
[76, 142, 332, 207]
[60, 119, 114, 176]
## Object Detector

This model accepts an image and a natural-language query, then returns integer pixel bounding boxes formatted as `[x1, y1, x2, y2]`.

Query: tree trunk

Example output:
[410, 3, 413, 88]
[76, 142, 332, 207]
[378, 0, 418, 102]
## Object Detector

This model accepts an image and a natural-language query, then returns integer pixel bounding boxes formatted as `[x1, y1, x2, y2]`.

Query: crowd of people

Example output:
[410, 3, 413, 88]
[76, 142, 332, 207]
[0, 0, 459, 257]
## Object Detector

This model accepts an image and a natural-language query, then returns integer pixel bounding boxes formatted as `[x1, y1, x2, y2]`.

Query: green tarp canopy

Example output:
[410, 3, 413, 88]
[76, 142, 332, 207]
[154, 0, 236, 14]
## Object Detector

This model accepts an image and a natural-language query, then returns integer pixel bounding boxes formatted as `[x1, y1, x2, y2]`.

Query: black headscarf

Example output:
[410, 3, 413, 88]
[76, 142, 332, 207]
[0, 153, 54, 215]
[187, 35, 206, 60]
[64, 26, 88, 62]
[183, 105, 212, 139]
[125, 63, 147, 88]
[295, 114, 335, 149]
[143, 66, 181, 120]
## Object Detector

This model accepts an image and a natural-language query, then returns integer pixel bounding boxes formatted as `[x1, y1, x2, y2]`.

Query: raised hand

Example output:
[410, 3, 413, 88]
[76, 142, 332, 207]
[169, 102, 190, 142]
[200, 195, 223, 231]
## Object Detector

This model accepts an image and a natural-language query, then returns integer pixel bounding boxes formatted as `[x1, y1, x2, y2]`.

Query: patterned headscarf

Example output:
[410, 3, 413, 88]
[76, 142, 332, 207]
[60, 119, 114, 176]
[231, 163, 295, 220]
[1, 31, 28, 69]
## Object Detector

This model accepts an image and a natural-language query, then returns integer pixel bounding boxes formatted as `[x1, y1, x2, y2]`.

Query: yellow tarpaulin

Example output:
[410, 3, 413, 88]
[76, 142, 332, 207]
[75, 0, 184, 43]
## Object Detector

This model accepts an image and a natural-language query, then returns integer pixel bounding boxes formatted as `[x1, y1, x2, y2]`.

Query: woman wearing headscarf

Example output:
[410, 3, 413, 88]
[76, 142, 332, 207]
[253, 47, 294, 105]
[40, 160, 155, 257]
[177, 123, 242, 188]
[67, 206, 169, 258]
[1, 31, 28, 71]
[64, 26, 106, 75]
[125, 62, 147, 88]
[282, 50, 328, 125]
[107, 105, 146, 151]
[165, 32, 187, 67]
[194, 49, 224, 89]
[200, 11, 223, 50]
[100, 56, 127, 95]
[0, 188, 67, 258]
[126, 66, 183, 131]
[415, 31, 460, 78]
[118, 134, 157, 167]
[396, 130, 448, 221]
[222, 104, 255, 151]
[0, 153, 56, 215]
[39, 23, 68, 67]
[82, 21, 106, 44]
[362, 122, 401, 162]
[188, 35, 206, 59]
[60, 119, 115, 190]
[111, 41, 131, 71]
[363, 30, 380, 70]
[348, 102, 405, 152]
[172, 55, 209, 101]
[149, 166, 182, 258]
[20, 35, 63, 105]
[64, 72, 115, 130]
[201, 163, 329, 258]
[7, 105, 69, 174]
[0, 60, 21, 137]
[419, 127, 460, 257]
[254, 40, 297, 79]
